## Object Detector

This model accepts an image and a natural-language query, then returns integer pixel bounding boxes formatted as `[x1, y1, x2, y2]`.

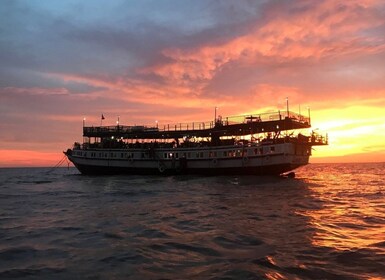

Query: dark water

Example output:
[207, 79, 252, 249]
[0, 163, 384, 279]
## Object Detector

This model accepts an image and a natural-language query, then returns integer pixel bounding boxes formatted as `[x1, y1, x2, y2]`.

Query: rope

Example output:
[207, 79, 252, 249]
[46, 154, 69, 174]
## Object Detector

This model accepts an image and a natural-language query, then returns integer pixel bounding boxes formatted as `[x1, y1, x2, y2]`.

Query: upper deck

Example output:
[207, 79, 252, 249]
[83, 110, 311, 139]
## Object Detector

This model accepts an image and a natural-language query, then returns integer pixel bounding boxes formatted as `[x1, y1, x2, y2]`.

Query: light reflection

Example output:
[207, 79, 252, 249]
[296, 164, 385, 252]
[265, 271, 285, 280]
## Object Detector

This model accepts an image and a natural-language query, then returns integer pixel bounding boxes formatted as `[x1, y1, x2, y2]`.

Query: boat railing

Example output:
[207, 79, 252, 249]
[311, 131, 328, 145]
[158, 121, 216, 131]
[83, 110, 310, 135]
[228, 110, 310, 124]
[296, 131, 328, 145]
[75, 129, 327, 151]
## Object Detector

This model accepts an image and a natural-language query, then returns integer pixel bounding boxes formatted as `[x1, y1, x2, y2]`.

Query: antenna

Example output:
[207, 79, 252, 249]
[286, 97, 289, 118]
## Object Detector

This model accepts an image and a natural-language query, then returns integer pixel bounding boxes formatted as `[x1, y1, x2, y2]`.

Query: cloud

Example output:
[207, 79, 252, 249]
[0, 150, 63, 167]
[140, 0, 385, 104]
[1, 0, 385, 165]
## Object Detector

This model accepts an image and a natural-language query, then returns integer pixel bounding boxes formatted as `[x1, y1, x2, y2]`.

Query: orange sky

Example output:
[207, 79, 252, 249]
[1, 0, 384, 167]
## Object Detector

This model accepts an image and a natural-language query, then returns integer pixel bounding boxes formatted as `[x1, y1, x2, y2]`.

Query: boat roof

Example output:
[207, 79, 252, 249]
[83, 111, 311, 139]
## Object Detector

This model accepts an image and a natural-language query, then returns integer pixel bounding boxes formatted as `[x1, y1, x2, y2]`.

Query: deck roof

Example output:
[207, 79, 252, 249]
[83, 111, 311, 139]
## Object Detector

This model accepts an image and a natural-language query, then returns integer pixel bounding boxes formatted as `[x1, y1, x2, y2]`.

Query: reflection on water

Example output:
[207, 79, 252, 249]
[0, 163, 384, 279]
[298, 164, 385, 252]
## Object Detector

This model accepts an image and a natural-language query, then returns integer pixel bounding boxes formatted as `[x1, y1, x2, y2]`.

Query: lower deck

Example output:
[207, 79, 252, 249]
[69, 142, 311, 161]
[66, 142, 311, 175]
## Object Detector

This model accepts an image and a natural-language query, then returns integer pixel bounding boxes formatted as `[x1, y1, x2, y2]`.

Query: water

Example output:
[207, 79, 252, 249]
[0, 163, 384, 279]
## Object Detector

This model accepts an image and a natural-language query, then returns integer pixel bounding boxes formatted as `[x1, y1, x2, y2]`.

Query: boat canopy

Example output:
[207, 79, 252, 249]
[83, 110, 311, 140]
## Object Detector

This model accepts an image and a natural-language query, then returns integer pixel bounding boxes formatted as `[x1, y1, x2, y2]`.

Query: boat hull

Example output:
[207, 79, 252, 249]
[70, 161, 303, 176]
[65, 143, 310, 176]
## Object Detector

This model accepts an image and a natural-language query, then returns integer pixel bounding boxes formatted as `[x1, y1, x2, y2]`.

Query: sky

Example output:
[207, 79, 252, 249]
[1, 0, 385, 167]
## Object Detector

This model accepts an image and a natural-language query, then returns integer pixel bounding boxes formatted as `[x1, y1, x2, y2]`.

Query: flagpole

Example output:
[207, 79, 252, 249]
[83, 117, 86, 144]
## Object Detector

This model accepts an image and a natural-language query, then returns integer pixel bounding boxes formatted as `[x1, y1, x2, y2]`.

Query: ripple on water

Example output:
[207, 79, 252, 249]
[0, 246, 69, 279]
[0, 165, 384, 279]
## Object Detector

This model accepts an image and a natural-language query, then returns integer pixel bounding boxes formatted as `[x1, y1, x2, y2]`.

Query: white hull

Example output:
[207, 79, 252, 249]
[66, 142, 311, 175]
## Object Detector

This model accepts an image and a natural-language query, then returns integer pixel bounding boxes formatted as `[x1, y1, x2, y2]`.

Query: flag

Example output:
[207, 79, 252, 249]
[101, 114, 105, 120]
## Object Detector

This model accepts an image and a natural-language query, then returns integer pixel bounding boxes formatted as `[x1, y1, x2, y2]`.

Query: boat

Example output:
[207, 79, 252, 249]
[64, 109, 327, 176]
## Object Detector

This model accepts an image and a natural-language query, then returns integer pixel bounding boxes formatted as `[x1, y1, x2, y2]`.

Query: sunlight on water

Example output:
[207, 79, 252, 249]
[296, 163, 385, 254]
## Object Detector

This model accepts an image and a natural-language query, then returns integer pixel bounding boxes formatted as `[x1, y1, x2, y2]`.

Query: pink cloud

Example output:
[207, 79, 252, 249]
[0, 150, 65, 167]
[0, 86, 70, 96]
[36, 0, 384, 116]
[142, 0, 384, 92]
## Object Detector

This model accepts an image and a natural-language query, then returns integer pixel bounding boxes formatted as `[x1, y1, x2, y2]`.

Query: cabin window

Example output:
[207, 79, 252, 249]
[196, 152, 204, 158]
[164, 153, 168, 159]
[270, 147, 275, 153]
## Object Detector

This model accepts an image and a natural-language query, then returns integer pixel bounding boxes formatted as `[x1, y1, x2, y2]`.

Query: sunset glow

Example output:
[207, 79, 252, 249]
[1, 0, 385, 167]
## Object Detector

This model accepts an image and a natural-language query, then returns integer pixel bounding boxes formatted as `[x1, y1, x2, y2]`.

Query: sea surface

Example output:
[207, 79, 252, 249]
[0, 163, 384, 279]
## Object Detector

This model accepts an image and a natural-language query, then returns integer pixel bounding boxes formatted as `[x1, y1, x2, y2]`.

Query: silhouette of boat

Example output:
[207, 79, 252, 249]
[64, 109, 327, 176]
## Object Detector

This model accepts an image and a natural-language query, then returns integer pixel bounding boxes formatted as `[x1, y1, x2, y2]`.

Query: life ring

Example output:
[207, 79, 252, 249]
[265, 156, 270, 161]
[158, 162, 165, 173]
[212, 158, 218, 166]
[242, 156, 249, 164]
